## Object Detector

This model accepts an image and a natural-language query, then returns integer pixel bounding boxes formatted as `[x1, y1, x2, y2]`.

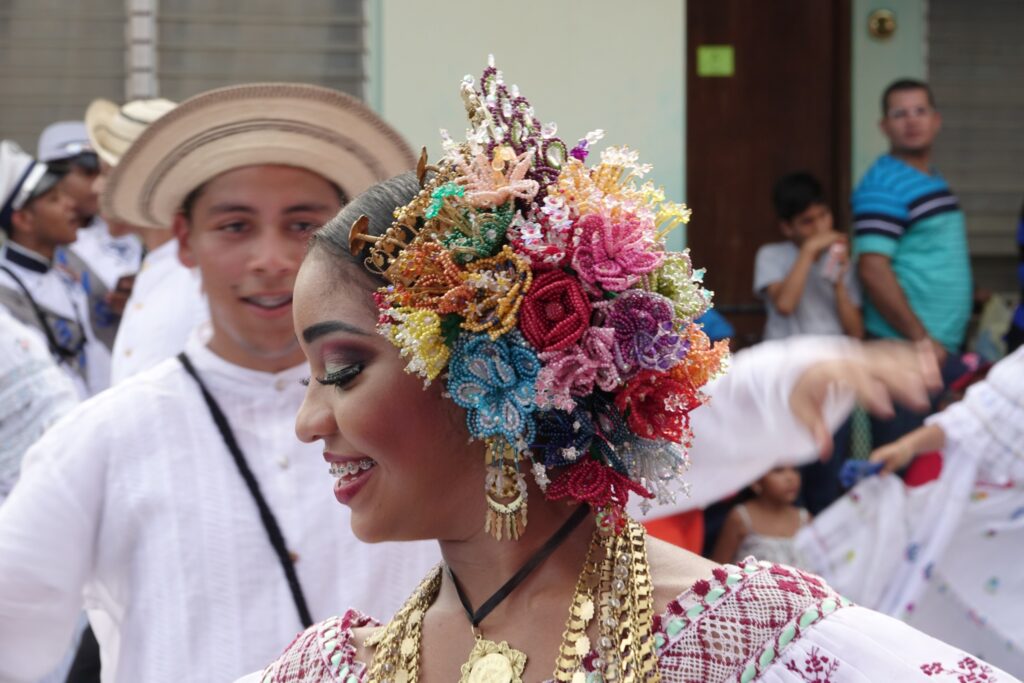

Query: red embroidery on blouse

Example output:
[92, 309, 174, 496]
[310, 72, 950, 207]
[784, 647, 840, 682]
[654, 560, 848, 682]
[921, 656, 999, 682]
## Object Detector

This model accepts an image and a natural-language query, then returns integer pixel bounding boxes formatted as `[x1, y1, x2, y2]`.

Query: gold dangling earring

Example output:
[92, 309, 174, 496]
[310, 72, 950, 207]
[484, 438, 528, 540]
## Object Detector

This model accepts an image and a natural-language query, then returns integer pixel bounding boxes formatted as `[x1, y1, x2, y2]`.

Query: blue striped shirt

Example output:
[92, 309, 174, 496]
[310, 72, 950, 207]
[851, 155, 972, 351]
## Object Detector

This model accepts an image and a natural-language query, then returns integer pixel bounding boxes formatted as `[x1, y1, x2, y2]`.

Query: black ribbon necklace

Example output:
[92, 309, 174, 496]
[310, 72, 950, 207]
[447, 504, 590, 628]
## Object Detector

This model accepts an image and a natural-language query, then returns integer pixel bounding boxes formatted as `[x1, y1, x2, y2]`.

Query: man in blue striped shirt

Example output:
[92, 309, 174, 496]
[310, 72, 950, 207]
[853, 79, 972, 445]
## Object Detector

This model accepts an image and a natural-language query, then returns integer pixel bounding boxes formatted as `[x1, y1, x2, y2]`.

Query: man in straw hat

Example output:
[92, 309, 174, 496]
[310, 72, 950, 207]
[86, 96, 209, 384]
[0, 140, 109, 398]
[0, 83, 439, 682]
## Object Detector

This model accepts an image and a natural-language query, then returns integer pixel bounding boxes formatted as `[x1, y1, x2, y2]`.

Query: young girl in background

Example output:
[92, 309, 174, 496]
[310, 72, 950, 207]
[711, 466, 811, 567]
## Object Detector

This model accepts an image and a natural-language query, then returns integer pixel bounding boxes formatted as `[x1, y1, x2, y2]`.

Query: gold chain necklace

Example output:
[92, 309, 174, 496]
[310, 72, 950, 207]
[364, 517, 661, 683]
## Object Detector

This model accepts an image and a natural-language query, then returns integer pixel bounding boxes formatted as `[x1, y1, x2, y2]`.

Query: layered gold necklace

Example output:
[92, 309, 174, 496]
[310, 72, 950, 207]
[364, 513, 660, 683]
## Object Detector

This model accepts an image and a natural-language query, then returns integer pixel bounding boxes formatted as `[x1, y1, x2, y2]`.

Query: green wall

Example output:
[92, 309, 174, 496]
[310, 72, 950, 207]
[850, 0, 927, 184]
[366, 0, 687, 251]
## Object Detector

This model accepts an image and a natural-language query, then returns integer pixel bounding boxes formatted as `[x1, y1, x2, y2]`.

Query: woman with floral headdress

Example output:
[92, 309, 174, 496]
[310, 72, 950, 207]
[247, 62, 1017, 683]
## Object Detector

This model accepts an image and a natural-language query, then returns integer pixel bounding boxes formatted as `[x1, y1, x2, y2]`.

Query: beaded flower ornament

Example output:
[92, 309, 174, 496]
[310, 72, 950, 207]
[354, 58, 728, 539]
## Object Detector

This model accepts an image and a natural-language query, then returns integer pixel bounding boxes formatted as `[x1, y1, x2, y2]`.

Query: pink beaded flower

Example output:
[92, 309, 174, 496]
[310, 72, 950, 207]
[535, 327, 620, 411]
[571, 211, 664, 294]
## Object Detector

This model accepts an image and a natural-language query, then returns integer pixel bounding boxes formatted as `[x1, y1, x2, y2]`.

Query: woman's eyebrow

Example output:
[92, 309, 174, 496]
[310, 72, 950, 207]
[302, 320, 370, 343]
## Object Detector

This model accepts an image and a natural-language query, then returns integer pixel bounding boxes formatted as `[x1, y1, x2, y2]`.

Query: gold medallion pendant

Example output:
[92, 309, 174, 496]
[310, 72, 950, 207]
[459, 638, 527, 683]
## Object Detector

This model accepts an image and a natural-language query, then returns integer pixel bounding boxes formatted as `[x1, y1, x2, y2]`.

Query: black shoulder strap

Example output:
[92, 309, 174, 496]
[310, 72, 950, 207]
[0, 264, 84, 361]
[177, 351, 313, 628]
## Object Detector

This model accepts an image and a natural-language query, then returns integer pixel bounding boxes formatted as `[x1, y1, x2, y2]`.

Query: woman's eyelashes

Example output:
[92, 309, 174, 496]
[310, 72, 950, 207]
[315, 362, 365, 389]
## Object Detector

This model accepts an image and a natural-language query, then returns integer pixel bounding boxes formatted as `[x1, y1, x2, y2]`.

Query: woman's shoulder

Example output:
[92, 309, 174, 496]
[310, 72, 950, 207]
[653, 557, 849, 681]
[257, 609, 380, 683]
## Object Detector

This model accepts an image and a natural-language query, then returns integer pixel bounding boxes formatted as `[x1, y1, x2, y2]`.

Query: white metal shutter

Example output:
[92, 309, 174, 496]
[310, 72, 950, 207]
[928, 0, 1024, 293]
[156, 0, 365, 103]
[0, 0, 126, 152]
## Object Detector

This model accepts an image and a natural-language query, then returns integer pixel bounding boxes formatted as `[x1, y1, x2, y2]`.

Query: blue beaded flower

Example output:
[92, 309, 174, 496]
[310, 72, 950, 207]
[583, 392, 631, 475]
[448, 330, 541, 443]
[533, 406, 595, 469]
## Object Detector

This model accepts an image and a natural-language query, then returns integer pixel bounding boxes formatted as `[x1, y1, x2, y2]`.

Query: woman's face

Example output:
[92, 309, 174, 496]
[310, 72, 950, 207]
[757, 466, 801, 504]
[293, 251, 486, 543]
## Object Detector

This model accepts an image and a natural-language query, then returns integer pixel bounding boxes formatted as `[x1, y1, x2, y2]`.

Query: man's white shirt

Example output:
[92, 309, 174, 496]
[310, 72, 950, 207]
[0, 332, 440, 683]
[110, 239, 208, 384]
[67, 217, 143, 290]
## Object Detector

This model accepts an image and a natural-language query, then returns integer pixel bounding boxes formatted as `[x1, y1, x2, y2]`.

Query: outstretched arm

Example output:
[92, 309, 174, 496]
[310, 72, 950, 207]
[633, 337, 938, 518]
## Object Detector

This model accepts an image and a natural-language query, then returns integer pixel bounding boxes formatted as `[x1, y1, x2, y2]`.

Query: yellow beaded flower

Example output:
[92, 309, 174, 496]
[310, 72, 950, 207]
[383, 307, 451, 382]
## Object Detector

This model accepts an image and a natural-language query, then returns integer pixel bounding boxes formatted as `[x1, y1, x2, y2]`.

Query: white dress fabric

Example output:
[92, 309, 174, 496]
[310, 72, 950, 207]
[797, 347, 1024, 675]
[110, 239, 208, 384]
[0, 332, 440, 683]
[0, 242, 110, 397]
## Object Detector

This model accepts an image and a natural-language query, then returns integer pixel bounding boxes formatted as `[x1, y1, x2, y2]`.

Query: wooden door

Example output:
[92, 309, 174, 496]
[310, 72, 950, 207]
[686, 0, 851, 347]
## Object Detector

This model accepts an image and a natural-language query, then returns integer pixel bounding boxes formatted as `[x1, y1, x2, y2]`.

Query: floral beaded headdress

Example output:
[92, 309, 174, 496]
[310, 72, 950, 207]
[353, 57, 729, 538]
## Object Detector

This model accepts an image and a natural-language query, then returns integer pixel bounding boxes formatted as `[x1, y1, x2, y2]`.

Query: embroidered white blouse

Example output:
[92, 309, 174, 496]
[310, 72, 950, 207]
[0, 333, 440, 683]
[110, 239, 208, 385]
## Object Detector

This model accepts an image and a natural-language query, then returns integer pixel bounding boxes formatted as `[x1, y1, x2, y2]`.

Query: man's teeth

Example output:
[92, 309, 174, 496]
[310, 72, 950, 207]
[245, 294, 292, 308]
[329, 459, 375, 479]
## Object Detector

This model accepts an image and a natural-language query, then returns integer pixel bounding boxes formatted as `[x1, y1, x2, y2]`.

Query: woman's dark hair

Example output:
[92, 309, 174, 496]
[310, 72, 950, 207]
[309, 172, 421, 286]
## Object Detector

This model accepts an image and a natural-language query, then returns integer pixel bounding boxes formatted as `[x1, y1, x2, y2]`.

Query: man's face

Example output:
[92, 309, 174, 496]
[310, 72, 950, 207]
[782, 202, 833, 245]
[60, 159, 101, 225]
[175, 164, 342, 371]
[14, 186, 78, 248]
[880, 88, 941, 155]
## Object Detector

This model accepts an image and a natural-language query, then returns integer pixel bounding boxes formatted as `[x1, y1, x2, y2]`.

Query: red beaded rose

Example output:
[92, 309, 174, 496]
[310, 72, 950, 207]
[614, 370, 700, 443]
[546, 459, 652, 509]
[518, 270, 592, 353]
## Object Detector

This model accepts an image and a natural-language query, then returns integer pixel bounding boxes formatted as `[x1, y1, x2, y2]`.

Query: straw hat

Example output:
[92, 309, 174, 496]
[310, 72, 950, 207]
[103, 83, 416, 229]
[86, 97, 177, 167]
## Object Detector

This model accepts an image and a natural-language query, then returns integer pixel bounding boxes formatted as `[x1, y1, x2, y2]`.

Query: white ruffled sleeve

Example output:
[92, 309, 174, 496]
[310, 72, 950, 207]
[637, 336, 856, 517]
[761, 605, 1020, 682]
[925, 347, 1024, 483]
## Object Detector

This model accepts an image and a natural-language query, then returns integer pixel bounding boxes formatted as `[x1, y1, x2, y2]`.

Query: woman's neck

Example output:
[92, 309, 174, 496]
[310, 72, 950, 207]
[437, 494, 595, 627]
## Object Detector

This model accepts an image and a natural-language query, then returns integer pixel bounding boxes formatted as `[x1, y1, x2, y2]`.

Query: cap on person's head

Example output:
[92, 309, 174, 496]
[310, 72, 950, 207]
[0, 140, 63, 231]
[103, 82, 416, 230]
[86, 97, 177, 167]
[37, 122, 98, 172]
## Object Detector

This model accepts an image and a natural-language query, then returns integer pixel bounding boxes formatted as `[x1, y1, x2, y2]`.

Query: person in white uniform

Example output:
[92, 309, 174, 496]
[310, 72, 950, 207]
[0, 141, 108, 398]
[38, 122, 141, 379]
[85, 97, 209, 384]
[0, 84, 440, 683]
[38, 121, 144, 291]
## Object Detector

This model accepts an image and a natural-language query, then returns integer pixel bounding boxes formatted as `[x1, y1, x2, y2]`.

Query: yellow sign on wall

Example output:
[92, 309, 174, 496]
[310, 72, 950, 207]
[696, 45, 735, 77]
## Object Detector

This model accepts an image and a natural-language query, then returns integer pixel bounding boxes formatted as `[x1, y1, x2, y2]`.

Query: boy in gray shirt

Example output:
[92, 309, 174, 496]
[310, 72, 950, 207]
[754, 172, 863, 341]
[753, 172, 863, 513]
